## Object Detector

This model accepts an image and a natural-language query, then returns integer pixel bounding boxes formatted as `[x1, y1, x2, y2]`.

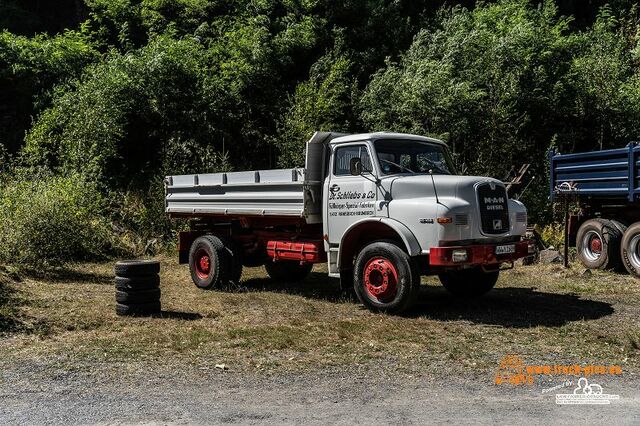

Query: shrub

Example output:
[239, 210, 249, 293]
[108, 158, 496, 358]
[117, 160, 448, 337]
[277, 48, 358, 167]
[0, 172, 112, 268]
[540, 223, 565, 249]
[108, 177, 178, 256]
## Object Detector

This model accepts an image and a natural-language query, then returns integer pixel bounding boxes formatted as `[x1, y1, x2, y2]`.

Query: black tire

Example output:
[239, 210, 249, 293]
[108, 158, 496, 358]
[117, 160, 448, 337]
[114, 260, 160, 277]
[576, 219, 623, 270]
[620, 222, 640, 277]
[114, 275, 160, 291]
[115, 288, 161, 304]
[189, 235, 230, 290]
[438, 267, 499, 298]
[610, 220, 629, 272]
[115, 301, 161, 316]
[353, 241, 420, 314]
[265, 261, 313, 283]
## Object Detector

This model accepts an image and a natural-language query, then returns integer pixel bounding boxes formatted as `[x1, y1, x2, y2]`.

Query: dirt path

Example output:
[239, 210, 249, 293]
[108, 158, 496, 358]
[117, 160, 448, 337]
[1, 360, 638, 425]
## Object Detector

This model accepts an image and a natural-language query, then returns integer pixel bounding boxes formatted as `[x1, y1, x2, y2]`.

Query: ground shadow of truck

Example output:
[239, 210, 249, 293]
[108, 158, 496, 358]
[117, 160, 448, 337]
[242, 272, 614, 328]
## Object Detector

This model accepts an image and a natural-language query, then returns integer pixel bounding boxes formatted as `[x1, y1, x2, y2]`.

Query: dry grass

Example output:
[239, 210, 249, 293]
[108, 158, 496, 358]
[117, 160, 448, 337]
[1, 258, 639, 376]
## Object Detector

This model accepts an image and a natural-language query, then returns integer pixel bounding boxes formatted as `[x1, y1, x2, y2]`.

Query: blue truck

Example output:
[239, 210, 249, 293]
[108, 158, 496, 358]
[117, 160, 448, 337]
[550, 142, 640, 276]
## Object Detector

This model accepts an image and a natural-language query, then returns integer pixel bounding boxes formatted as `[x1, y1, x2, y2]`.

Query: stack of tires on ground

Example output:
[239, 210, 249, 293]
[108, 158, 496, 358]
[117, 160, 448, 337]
[114, 260, 161, 316]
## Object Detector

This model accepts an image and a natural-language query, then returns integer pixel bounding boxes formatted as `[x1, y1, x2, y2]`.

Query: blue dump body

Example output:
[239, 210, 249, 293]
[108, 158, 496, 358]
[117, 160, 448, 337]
[550, 142, 640, 202]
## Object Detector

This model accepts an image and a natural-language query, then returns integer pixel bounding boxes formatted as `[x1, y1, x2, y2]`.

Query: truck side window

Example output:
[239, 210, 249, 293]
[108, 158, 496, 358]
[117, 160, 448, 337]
[334, 145, 373, 176]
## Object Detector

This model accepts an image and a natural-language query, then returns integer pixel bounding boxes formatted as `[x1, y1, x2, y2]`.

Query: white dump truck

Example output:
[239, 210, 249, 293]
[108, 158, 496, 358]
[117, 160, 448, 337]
[165, 132, 534, 313]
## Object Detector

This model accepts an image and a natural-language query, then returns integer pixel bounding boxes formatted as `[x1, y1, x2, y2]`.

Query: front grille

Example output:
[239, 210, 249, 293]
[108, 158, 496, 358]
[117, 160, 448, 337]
[477, 183, 509, 234]
[516, 212, 527, 224]
[454, 214, 469, 225]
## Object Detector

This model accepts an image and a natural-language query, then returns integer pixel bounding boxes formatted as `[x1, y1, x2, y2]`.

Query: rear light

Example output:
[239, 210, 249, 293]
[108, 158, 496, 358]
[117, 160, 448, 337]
[452, 249, 468, 263]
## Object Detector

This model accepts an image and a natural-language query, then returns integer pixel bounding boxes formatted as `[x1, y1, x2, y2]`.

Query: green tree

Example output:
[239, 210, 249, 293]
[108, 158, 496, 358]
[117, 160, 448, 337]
[277, 45, 358, 166]
[0, 30, 98, 154]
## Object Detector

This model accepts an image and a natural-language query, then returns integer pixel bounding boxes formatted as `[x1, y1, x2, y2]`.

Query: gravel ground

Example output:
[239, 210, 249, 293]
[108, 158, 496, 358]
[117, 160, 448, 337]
[1, 360, 638, 425]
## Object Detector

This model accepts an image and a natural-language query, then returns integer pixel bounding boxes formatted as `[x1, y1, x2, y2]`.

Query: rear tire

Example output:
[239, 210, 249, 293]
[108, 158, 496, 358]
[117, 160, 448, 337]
[353, 241, 419, 314]
[576, 218, 622, 270]
[438, 267, 499, 298]
[265, 261, 313, 283]
[620, 222, 640, 277]
[189, 235, 230, 290]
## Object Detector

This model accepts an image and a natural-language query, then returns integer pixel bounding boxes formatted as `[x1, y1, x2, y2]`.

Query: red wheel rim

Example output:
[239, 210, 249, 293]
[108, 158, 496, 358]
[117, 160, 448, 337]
[590, 237, 602, 253]
[194, 249, 211, 280]
[363, 257, 398, 302]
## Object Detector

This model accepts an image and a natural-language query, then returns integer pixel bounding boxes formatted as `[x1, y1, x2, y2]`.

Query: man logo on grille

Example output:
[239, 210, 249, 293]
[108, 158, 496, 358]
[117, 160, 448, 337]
[493, 219, 503, 230]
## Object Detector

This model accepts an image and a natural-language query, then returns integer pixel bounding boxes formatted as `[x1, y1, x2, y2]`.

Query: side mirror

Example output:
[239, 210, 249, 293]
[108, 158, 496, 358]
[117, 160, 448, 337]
[350, 157, 362, 176]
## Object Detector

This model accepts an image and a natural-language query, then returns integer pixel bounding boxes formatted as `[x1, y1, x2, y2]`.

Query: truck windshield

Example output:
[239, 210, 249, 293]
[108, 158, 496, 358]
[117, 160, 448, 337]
[373, 139, 455, 175]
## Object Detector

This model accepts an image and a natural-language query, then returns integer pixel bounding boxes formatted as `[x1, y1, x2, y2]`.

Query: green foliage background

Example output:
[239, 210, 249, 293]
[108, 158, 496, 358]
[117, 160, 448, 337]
[2, 0, 640, 266]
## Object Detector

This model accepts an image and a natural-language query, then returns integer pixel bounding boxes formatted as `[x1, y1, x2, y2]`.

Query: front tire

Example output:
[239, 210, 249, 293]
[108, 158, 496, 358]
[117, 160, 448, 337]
[438, 267, 499, 298]
[353, 242, 420, 314]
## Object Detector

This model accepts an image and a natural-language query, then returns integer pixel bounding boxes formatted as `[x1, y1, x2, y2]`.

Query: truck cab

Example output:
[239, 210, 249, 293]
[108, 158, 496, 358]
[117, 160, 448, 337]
[166, 131, 533, 314]
[321, 133, 530, 276]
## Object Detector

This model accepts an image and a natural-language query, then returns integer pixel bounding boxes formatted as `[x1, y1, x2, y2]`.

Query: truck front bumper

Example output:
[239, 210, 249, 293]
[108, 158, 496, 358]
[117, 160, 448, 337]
[429, 240, 535, 267]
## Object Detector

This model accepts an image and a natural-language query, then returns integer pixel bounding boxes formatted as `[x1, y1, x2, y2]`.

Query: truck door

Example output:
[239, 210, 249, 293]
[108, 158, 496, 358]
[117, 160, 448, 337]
[327, 143, 378, 245]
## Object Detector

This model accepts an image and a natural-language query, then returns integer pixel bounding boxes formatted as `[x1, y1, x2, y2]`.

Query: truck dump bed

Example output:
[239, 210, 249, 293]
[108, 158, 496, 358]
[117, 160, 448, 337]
[165, 168, 321, 222]
[550, 143, 640, 202]
[165, 132, 344, 224]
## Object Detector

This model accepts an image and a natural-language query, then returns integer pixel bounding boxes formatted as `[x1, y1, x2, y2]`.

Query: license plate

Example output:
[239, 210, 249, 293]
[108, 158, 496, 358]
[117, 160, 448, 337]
[495, 244, 515, 255]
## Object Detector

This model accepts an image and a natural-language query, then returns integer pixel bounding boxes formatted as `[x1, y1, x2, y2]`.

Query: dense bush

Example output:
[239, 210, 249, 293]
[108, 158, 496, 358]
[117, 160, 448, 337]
[277, 46, 358, 167]
[23, 36, 229, 188]
[0, 30, 98, 154]
[0, 172, 111, 267]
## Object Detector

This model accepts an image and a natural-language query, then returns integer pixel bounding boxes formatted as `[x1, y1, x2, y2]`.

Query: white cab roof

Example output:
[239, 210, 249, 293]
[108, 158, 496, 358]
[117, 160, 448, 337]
[330, 132, 446, 146]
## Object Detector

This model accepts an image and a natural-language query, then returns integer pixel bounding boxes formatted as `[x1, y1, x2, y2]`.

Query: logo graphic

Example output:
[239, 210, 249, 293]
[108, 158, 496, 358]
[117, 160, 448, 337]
[493, 219, 503, 230]
[494, 354, 533, 385]
[484, 197, 505, 204]
[555, 378, 620, 405]
[329, 185, 340, 194]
